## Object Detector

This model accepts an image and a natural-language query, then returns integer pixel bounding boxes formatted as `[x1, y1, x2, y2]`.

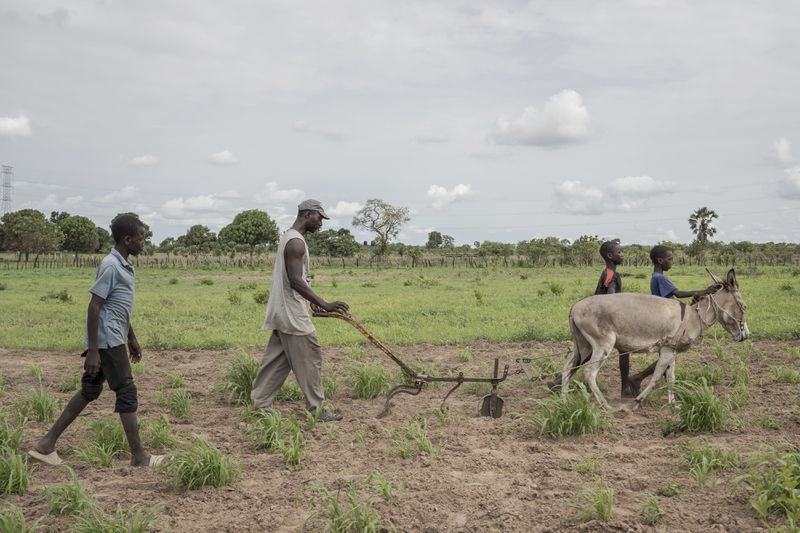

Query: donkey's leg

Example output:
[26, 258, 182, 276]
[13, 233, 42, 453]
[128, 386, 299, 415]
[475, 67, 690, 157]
[584, 351, 610, 409]
[634, 348, 676, 406]
[666, 357, 677, 404]
[560, 351, 579, 397]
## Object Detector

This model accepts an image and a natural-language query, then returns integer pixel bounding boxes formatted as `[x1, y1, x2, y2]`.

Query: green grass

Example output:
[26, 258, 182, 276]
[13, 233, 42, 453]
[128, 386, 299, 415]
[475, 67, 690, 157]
[682, 438, 739, 489]
[276, 380, 303, 402]
[247, 409, 288, 451]
[392, 419, 436, 458]
[164, 371, 185, 389]
[529, 382, 609, 438]
[738, 446, 800, 529]
[0, 505, 39, 532]
[0, 447, 29, 495]
[366, 472, 395, 500]
[662, 379, 728, 435]
[657, 480, 681, 497]
[640, 495, 666, 526]
[17, 388, 59, 423]
[322, 374, 338, 400]
[74, 504, 164, 533]
[156, 388, 192, 419]
[56, 373, 82, 393]
[142, 414, 177, 449]
[0, 414, 23, 452]
[771, 366, 800, 384]
[220, 350, 259, 405]
[24, 363, 43, 383]
[308, 484, 384, 533]
[76, 417, 128, 466]
[347, 362, 388, 400]
[571, 458, 600, 476]
[45, 470, 94, 516]
[569, 479, 614, 522]
[676, 365, 723, 386]
[166, 436, 241, 491]
[2, 265, 795, 351]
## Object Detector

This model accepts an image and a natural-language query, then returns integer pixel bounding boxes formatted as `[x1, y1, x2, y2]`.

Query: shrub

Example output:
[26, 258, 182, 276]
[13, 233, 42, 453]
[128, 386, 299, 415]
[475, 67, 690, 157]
[0, 447, 29, 495]
[226, 287, 242, 305]
[0, 282, 6, 291]
[75, 504, 164, 533]
[570, 479, 614, 522]
[17, 388, 59, 423]
[529, 382, 609, 438]
[221, 351, 259, 405]
[40, 289, 72, 302]
[46, 470, 94, 516]
[253, 289, 269, 305]
[168, 278, 178, 285]
[166, 436, 241, 491]
[238, 281, 257, 290]
[198, 279, 214, 286]
[347, 362, 388, 400]
[156, 388, 192, 419]
[547, 281, 564, 296]
[662, 379, 727, 434]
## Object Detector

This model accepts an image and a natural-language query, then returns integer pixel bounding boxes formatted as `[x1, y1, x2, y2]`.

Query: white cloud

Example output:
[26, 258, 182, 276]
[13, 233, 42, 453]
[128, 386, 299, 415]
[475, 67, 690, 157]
[128, 154, 159, 167]
[254, 182, 305, 204]
[161, 193, 235, 221]
[555, 175, 675, 214]
[490, 90, 590, 147]
[554, 180, 605, 215]
[95, 186, 137, 205]
[664, 229, 680, 242]
[772, 138, 793, 165]
[328, 200, 362, 216]
[37, 8, 70, 27]
[413, 134, 450, 144]
[781, 164, 800, 198]
[427, 184, 474, 209]
[209, 150, 239, 165]
[0, 114, 32, 137]
[293, 121, 346, 142]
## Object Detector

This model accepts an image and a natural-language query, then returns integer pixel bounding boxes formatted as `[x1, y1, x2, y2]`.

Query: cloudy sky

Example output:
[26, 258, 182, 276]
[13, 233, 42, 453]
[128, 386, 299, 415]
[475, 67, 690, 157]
[1, 1, 799, 245]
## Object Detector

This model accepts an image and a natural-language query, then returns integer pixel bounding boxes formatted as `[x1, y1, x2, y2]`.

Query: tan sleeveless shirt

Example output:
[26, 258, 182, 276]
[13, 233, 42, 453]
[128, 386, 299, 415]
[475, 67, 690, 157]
[263, 229, 315, 335]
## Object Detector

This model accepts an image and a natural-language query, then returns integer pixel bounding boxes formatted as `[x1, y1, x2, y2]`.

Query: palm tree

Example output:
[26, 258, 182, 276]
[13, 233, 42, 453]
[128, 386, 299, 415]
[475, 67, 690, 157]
[688, 207, 718, 243]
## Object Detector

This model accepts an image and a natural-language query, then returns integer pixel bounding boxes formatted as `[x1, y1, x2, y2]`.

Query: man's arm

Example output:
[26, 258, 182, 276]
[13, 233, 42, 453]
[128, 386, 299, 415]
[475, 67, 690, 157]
[85, 294, 106, 376]
[285, 239, 348, 314]
[127, 325, 141, 363]
[673, 288, 710, 299]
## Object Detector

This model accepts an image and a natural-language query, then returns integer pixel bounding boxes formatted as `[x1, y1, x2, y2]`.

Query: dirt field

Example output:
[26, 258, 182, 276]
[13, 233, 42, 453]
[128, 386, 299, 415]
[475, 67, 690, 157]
[4, 339, 799, 532]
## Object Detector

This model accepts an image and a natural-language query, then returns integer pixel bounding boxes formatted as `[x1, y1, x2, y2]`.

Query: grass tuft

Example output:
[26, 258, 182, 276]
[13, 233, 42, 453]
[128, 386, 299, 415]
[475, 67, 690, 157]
[17, 388, 59, 423]
[392, 418, 436, 458]
[45, 469, 94, 516]
[74, 503, 164, 533]
[166, 436, 241, 491]
[347, 362, 388, 400]
[682, 438, 739, 488]
[56, 373, 82, 393]
[221, 351, 259, 405]
[0, 414, 23, 452]
[772, 366, 800, 384]
[640, 495, 666, 526]
[142, 414, 177, 449]
[569, 479, 613, 522]
[0, 447, 29, 495]
[662, 379, 728, 435]
[156, 388, 192, 419]
[737, 446, 800, 529]
[0, 505, 39, 532]
[276, 380, 304, 402]
[529, 382, 609, 438]
[308, 483, 384, 532]
[164, 371, 185, 389]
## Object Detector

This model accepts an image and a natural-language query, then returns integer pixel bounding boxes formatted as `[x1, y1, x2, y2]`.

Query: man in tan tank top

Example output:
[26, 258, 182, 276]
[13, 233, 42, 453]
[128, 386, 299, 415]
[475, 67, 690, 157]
[251, 199, 349, 421]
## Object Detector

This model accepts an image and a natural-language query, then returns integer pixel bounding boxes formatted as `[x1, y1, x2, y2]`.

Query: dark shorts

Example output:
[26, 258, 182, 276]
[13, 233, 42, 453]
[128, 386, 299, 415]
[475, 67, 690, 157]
[80, 344, 138, 413]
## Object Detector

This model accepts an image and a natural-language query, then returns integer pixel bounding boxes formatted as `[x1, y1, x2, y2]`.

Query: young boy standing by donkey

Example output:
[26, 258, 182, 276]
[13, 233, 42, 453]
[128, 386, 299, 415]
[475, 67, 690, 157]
[29, 214, 164, 467]
[650, 245, 711, 300]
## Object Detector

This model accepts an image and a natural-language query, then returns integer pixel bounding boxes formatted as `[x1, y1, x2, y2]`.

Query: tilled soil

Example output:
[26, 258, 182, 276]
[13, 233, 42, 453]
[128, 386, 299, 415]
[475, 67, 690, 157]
[2, 338, 799, 532]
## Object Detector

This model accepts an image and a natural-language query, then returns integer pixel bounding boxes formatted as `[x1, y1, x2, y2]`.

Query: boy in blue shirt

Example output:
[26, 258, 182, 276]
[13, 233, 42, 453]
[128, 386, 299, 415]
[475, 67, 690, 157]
[29, 214, 163, 467]
[650, 245, 711, 299]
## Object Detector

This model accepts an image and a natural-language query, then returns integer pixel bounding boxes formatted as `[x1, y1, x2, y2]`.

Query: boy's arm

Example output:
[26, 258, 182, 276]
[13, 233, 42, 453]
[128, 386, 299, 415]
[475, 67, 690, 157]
[127, 325, 141, 363]
[285, 238, 348, 314]
[85, 294, 106, 376]
[673, 288, 710, 299]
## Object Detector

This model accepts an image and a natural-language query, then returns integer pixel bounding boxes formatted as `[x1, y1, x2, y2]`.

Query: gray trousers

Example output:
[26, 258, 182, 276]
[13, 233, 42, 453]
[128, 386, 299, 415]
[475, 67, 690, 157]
[251, 330, 324, 411]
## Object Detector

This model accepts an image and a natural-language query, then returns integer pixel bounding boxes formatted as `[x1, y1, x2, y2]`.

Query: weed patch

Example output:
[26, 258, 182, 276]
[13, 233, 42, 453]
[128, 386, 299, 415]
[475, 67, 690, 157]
[57, 373, 82, 393]
[156, 388, 192, 419]
[276, 380, 303, 402]
[569, 479, 613, 522]
[166, 436, 241, 491]
[0, 505, 39, 532]
[529, 382, 609, 438]
[143, 414, 177, 449]
[662, 379, 728, 434]
[307, 483, 385, 532]
[221, 350, 259, 405]
[252, 288, 269, 305]
[17, 388, 59, 423]
[737, 446, 800, 529]
[0, 447, 29, 495]
[75, 503, 164, 533]
[347, 362, 388, 400]
[46, 470, 94, 516]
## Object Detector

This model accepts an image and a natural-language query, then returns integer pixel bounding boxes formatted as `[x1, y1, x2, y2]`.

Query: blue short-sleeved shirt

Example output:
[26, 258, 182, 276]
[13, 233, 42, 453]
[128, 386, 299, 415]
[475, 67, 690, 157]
[650, 272, 677, 298]
[83, 249, 135, 348]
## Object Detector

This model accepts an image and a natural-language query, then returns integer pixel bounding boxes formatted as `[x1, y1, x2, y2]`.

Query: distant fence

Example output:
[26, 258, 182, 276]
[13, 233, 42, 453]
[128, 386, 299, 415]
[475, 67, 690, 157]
[2, 252, 797, 271]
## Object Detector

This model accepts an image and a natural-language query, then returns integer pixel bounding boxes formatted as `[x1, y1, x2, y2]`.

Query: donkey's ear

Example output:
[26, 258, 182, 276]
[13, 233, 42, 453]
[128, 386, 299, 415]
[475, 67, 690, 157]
[727, 268, 738, 288]
[706, 268, 724, 285]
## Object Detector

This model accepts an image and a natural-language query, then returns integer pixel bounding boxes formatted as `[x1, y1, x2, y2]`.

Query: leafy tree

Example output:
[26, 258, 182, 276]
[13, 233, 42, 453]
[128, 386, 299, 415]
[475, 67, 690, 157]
[178, 225, 217, 254]
[49, 211, 71, 225]
[58, 215, 99, 262]
[352, 198, 410, 257]
[94, 226, 113, 253]
[111, 212, 153, 247]
[571, 234, 602, 266]
[158, 237, 177, 256]
[689, 207, 718, 244]
[426, 231, 443, 249]
[441, 234, 455, 248]
[218, 209, 279, 258]
[306, 228, 360, 257]
[1, 209, 64, 262]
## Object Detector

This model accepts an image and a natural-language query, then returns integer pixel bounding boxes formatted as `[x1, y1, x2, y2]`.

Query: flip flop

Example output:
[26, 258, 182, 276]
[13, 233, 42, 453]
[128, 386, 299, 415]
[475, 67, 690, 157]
[148, 454, 166, 467]
[28, 449, 64, 466]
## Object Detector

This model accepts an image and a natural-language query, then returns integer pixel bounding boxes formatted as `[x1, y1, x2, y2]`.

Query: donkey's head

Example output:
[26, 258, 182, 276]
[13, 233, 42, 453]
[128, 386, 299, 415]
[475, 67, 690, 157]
[705, 269, 749, 342]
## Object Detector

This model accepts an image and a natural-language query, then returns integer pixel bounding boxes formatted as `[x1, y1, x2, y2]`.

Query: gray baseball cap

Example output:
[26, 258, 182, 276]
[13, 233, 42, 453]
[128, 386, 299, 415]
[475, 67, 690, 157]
[297, 199, 329, 219]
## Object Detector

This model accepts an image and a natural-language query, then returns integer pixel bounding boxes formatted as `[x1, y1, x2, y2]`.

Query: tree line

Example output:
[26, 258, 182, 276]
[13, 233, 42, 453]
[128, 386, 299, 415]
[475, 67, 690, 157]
[1, 202, 798, 267]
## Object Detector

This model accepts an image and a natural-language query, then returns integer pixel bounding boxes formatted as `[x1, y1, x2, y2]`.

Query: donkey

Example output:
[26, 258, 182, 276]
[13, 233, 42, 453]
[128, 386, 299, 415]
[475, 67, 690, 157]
[560, 269, 749, 408]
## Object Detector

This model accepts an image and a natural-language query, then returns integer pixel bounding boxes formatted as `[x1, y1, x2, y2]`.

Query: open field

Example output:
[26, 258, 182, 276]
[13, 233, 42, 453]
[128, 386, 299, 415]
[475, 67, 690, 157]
[2, 265, 800, 531]
[1, 265, 799, 351]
